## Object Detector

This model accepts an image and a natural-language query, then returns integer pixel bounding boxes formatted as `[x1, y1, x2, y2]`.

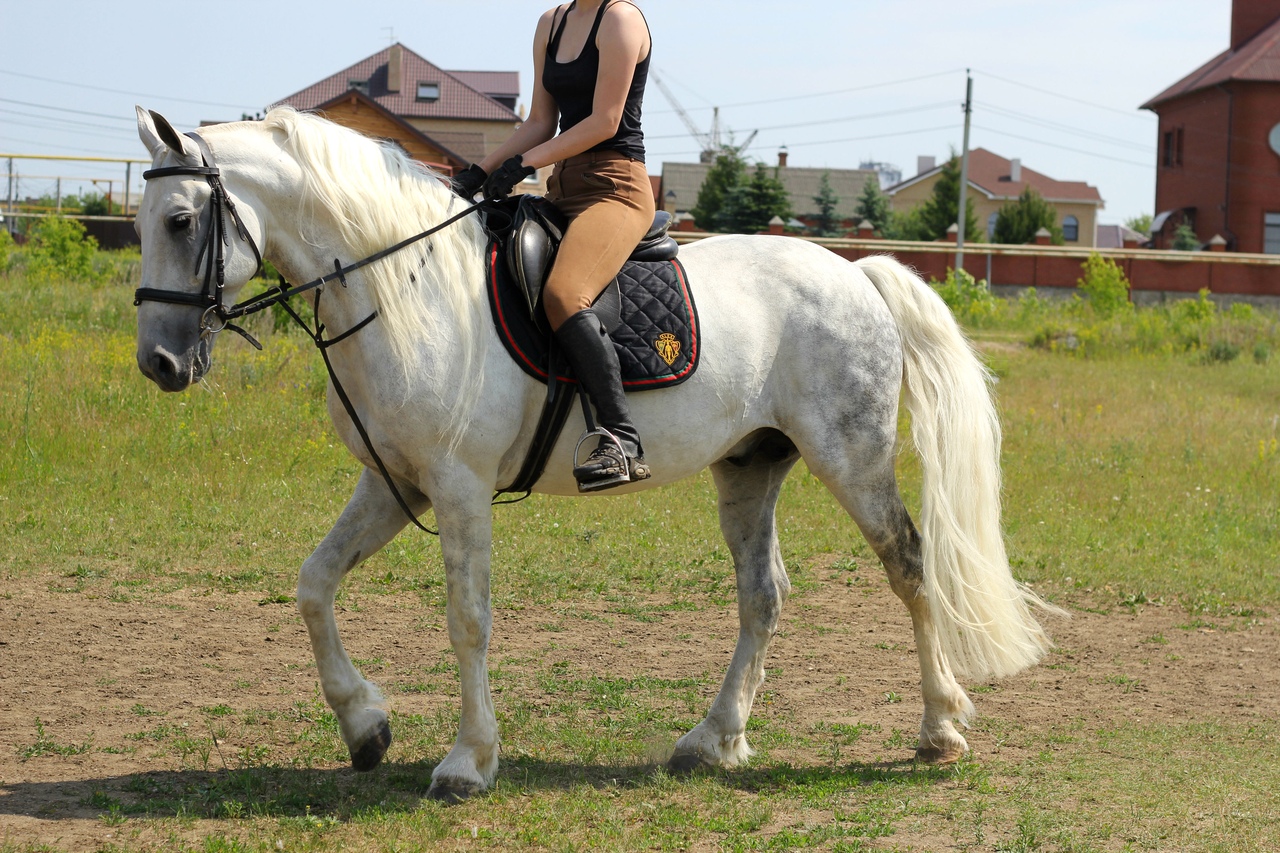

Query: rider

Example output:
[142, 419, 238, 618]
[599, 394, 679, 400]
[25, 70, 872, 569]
[451, 0, 655, 492]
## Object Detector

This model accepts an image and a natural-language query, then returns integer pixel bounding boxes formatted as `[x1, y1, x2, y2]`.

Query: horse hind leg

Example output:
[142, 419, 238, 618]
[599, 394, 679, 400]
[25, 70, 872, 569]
[670, 430, 799, 772]
[819, 461, 974, 764]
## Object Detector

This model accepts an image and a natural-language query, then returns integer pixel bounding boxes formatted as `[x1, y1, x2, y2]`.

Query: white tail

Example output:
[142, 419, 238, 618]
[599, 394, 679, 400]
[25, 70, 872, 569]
[857, 255, 1063, 680]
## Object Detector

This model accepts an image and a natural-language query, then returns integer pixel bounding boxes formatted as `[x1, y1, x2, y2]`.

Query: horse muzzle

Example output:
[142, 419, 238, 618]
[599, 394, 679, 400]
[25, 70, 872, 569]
[137, 338, 209, 392]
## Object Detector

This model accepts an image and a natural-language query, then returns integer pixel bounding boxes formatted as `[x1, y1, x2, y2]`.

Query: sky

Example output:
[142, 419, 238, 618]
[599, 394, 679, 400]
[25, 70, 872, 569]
[1, 0, 1233, 224]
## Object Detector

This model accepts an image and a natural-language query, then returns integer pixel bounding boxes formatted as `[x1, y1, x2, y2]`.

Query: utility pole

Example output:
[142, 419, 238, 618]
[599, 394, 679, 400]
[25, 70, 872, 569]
[955, 70, 973, 274]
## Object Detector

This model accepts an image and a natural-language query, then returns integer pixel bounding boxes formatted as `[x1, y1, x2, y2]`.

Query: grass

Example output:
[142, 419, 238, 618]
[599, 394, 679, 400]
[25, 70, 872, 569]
[3, 255, 1280, 850]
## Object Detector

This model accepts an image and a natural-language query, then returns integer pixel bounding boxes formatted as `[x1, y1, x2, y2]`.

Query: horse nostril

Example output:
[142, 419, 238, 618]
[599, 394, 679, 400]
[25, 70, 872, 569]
[151, 351, 178, 381]
[140, 348, 188, 391]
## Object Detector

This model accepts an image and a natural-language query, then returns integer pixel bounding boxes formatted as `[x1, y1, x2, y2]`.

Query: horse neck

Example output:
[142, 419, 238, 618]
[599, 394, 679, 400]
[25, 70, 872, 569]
[213, 123, 494, 430]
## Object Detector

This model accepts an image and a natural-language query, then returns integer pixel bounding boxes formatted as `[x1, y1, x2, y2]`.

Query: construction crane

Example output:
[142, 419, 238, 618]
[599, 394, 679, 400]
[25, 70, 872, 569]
[651, 70, 757, 164]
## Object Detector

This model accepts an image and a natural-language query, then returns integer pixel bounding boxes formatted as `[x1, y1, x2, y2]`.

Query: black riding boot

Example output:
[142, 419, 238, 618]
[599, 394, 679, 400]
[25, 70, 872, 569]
[555, 309, 652, 492]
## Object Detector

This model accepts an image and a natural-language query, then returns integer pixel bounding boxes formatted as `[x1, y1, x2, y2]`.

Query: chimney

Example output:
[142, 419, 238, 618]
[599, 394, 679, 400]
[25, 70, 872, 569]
[917, 155, 936, 175]
[387, 44, 403, 93]
[1010, 158, 1022, 183]
[777, 146, 789, 168]
[1232, 0, 1280, 50]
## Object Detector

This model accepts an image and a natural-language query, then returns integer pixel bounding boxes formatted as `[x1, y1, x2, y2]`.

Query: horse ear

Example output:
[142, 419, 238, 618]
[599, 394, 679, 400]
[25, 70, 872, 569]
[136, 106, 199, 162]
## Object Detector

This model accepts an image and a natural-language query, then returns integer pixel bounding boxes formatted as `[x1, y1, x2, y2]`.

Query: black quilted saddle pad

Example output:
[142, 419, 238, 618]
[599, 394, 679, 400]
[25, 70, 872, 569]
[485, 241, 700, 391]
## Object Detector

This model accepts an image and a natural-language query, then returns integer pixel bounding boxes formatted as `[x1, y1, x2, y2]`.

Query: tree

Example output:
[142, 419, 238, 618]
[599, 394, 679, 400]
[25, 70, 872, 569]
[1124, 213, 1153, 236]
[1172, 223, 1200, 250]
[691, 151, 746, 232]
[993, 187, 1063, 245]
[81, 192, 112, 216]
[853, 176, 891, 235]
[913, 155, 980, 242]
[719, 163, 792, 234]
[810, 172, 841, 237]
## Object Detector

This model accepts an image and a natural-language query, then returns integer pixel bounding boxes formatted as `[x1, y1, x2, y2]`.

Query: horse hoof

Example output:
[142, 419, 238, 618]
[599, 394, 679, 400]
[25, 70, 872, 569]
[915, 744, 965, 765]
[350, 720, 393, 772]
[667, 750, 713, 775]
[427, 777, 483, 805]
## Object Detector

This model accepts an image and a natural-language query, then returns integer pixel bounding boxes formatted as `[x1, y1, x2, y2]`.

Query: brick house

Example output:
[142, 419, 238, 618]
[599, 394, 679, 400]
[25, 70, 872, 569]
[273, 44, 521, 176]
[1141, 0, 1280, 253]
[885, 149, 1104, 246]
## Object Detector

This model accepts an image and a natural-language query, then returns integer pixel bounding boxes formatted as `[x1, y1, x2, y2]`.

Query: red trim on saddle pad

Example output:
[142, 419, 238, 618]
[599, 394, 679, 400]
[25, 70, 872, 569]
[486, 241, 700, 391]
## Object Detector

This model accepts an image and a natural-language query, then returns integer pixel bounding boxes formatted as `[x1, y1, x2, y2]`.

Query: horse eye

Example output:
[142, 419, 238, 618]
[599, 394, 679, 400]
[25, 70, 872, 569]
[168, 212, 193, 232]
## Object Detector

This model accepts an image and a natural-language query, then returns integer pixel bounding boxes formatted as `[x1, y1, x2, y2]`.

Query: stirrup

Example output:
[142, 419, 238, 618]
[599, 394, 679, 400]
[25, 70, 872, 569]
[572, 428, 647, 493]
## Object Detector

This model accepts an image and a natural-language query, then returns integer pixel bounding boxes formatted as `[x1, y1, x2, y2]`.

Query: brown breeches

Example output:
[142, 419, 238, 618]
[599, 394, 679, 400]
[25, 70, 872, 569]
[543, 150, 656, 330]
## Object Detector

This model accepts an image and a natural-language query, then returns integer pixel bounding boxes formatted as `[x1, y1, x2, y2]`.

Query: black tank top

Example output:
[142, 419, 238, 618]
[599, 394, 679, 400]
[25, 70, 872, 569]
[542, 1, 650, 162]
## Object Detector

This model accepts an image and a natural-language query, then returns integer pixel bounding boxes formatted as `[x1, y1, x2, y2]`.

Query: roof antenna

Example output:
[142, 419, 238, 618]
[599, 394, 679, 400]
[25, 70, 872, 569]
[382, 27, 395, 46]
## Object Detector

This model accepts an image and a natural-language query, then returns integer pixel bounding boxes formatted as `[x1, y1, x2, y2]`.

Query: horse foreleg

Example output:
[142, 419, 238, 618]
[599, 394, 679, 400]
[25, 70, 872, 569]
[296, 468, 425, 771]
[670, 449, 798, 772]
[424, 472, 498, 803]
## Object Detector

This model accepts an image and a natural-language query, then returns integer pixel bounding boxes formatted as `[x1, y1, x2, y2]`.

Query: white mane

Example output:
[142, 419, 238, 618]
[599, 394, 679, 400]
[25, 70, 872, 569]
[253, 107, 490, 448]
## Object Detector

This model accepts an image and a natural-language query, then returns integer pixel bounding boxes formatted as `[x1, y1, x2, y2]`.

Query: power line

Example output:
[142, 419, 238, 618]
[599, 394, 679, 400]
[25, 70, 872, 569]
[648, 68, 965, 116]
[978, 102, 1151, 152]
[0, 108, 142, 136]
[647, 101, 957, 141]
[971, 124, 1153, 167]
[0, 67, 257, 110]
[975, 69, 1157, 121]
[648, 124, 961, 160]
[0, 97, 138, 123]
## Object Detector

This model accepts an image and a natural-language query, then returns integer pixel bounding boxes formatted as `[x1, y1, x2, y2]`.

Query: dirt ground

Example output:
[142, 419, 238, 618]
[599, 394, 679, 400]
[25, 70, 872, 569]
[1, 571, 1277, 850]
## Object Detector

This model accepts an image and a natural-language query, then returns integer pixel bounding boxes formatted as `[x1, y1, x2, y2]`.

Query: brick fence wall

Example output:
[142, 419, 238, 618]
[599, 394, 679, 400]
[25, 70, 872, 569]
[672, 232, 1280, 303]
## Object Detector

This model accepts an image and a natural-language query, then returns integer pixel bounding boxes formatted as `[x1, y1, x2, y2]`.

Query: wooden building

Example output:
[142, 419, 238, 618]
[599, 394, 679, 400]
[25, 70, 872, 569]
[274, 44, 521, 175]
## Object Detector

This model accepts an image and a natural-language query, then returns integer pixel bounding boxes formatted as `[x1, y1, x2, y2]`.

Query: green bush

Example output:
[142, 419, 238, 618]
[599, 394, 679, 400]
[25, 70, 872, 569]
[25, 216, 99, 283]
[931, 267, 1001, 326]
[0, 228, 13, 274]
[1077, 253, 1131, 318]
[1202, 341, 1241, 363]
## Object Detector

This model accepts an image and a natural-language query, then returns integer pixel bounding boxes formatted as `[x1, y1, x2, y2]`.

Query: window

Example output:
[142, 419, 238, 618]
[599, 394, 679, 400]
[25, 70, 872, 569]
[1063, 215, 1079, 242]
[348, 79, 369, 95]
[986, 211, 998, 239]
[416, 82, 441, 102]
[1162, 127, 1184, 167]
[1265, 213, 1280, 254]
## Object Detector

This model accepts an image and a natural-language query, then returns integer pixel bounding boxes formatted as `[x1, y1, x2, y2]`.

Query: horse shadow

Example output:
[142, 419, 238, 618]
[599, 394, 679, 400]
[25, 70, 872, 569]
[0, 755, 959, 822]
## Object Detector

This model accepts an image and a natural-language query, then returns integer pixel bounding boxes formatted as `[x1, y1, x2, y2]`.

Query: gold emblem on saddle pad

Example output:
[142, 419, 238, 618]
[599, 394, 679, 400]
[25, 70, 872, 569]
[654, 332, 681, 366]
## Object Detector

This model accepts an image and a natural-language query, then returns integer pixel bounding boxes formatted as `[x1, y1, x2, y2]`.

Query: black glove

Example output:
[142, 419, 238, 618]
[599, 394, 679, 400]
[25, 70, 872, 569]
[450, 164, 487, 199]
[482, 155, 536, 200]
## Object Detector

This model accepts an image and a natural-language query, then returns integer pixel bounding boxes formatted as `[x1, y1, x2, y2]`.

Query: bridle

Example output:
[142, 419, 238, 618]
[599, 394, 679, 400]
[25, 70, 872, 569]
[135, 132, 265, 346]
[134, 130, 502, 533]
[135, 131, 489, 350]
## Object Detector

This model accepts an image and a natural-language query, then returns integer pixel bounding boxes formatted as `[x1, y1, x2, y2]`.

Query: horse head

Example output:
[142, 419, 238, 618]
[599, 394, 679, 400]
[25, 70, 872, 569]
[133, 107, 263, 391]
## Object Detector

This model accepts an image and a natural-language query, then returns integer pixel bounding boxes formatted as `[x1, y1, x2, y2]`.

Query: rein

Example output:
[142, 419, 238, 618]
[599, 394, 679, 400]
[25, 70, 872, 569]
[137, 133, 501, 535]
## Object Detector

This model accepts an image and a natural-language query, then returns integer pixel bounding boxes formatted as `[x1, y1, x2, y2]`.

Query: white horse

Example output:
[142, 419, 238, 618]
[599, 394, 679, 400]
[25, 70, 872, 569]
[133, 106, 1056, 801]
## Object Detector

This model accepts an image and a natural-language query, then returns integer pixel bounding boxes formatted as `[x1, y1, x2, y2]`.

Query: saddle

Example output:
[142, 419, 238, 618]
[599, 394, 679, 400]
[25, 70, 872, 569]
[484, 195, 698, 494]
[504, 195, 680, 333]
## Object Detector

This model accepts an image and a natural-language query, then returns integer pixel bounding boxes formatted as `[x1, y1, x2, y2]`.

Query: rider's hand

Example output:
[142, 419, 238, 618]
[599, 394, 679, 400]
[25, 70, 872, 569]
[482, 155, 536, 200]
[449, 164, 487, 199]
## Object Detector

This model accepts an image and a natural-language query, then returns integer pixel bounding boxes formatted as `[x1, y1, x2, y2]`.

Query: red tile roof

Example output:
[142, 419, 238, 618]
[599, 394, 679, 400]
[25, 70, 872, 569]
[274, 44, 520, 122]
[445, 71, 520, 101]
[1142, 14, 1280, 108]
[888, 148, 1102, 204]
